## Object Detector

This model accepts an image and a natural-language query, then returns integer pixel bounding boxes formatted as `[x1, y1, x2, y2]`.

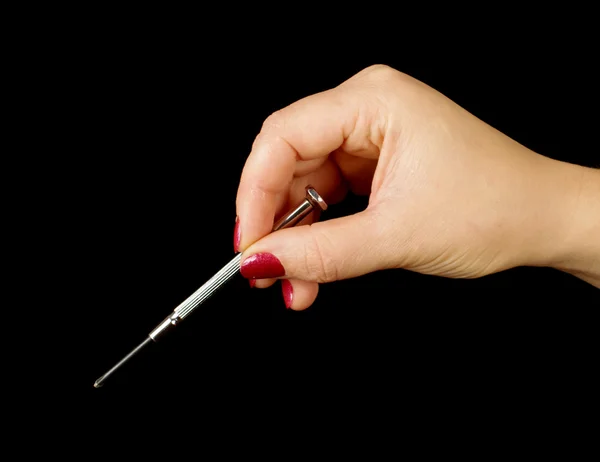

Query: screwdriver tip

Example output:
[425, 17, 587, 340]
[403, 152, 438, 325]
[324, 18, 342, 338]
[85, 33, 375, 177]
[93, 336, 153, 389]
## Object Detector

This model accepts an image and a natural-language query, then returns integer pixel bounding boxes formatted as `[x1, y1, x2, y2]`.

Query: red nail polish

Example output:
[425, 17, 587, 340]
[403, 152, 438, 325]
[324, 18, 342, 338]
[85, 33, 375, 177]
[240, 253, 285, 279]
[249, 279, 256, 288]
[281, 279, 293, 309]
[233, 216, 241, 253]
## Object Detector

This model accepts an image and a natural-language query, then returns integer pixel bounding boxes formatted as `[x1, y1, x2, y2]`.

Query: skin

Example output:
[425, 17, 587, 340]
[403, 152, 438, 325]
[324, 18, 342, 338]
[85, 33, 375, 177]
[235, 65, 600, 310]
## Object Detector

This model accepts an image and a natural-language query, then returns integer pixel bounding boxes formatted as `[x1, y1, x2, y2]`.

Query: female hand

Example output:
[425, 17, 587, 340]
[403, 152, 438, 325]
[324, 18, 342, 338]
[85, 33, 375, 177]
[234, 65, 600, 309]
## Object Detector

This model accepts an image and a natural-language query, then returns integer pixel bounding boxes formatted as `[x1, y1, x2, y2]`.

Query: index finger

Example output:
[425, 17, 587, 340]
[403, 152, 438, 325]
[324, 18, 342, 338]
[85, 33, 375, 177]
[235, 87, 359, 251]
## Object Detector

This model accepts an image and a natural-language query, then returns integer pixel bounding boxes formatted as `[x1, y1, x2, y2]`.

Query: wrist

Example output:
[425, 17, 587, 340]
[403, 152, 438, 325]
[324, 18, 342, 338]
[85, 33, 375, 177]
[554, 164, 600, 287]
[524, 157, 600, 287]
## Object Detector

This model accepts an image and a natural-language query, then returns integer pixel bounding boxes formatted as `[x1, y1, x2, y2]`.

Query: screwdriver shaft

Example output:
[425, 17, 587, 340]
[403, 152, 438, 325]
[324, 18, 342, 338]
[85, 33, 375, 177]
[94, 337, 152, 388]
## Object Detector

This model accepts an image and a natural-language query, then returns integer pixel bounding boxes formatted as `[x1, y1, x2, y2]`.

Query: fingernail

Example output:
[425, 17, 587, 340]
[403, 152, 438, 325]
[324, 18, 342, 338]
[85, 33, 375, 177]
[281, 279, 293, 309]
[233, 216, 241, 253]
[249, 279, 256, 288]
[240, 252, 285, 279]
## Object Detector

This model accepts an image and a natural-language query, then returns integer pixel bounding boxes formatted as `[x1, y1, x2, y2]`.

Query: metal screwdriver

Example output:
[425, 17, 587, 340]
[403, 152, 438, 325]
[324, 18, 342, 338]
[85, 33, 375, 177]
[93, 186, 327, 388]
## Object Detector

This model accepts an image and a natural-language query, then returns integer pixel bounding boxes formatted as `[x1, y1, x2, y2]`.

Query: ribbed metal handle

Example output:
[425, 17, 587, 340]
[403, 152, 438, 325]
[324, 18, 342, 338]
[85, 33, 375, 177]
[149, 186, 327, 340]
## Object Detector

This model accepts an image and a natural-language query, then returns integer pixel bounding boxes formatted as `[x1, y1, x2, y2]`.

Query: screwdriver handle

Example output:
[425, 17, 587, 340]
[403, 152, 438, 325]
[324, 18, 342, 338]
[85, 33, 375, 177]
[149, 186, 327, 341]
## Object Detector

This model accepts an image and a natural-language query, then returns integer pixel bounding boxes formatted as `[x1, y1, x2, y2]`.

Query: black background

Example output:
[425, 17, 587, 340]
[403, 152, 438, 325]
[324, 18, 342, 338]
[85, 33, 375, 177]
[36, 16, 599, 440]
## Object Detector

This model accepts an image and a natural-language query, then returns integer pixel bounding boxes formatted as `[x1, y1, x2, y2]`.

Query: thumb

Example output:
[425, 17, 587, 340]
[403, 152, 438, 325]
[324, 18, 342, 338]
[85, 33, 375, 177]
[239, 209, 388, 283]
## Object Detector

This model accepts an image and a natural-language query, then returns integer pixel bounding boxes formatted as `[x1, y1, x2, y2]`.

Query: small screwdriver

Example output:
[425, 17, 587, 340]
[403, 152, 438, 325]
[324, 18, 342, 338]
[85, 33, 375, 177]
[94, 186, 327, 388]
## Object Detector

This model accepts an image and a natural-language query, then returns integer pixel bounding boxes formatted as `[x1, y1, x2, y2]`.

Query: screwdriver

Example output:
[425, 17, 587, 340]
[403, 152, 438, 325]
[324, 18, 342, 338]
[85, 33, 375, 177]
[94, 186, 327, 388]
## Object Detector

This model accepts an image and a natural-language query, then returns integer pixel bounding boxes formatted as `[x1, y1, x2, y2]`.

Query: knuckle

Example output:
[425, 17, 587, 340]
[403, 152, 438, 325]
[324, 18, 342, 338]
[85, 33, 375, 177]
[304, 225, 339, 283]
[358, 64, 396, 81]
[261, 110, 285, 133]
[364, 63, 394, 76]
[353, 64, 410, 90]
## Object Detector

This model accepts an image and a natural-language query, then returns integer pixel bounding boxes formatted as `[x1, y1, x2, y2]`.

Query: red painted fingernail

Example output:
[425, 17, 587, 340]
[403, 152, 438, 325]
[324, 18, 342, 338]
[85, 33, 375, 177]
[233, 216, 241, 253]
[281, 279, 293, 309]
[240, 253, 285, 279]
[249, 279, 256, 288]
